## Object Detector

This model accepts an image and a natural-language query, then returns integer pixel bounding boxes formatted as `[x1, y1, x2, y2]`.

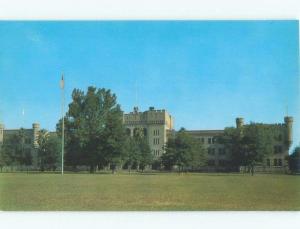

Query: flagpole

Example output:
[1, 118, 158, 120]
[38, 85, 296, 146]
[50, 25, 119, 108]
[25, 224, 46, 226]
[60, 74, 65, 175]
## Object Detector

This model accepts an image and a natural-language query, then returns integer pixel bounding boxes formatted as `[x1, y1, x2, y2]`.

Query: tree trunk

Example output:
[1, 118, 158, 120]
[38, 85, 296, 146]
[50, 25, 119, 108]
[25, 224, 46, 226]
[90, 165, 95, 173]
[111, 164, 116, 174]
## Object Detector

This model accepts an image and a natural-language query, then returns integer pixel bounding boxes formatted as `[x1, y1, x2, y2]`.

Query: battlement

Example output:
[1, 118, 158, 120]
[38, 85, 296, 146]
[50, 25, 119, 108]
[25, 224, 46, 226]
[123, 107, 173, 129]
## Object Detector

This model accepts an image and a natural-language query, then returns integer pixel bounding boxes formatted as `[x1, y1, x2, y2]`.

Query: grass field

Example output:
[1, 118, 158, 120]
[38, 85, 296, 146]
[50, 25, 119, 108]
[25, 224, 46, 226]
[0, 172, 299, 210]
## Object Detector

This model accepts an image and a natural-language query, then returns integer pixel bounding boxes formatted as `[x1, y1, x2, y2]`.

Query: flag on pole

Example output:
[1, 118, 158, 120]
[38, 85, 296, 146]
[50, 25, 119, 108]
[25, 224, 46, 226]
[60, 73, 65, 175]
[60, 75, 65, 89]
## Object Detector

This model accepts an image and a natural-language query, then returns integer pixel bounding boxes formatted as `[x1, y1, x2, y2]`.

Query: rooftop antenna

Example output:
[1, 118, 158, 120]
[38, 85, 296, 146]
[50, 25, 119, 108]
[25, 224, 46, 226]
[21, 107, 25, 129]
[0, 106, 2, 124]
[135, 78, 139, 109]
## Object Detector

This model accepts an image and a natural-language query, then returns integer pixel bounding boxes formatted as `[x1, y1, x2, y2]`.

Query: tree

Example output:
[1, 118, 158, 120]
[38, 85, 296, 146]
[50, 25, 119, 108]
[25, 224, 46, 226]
[0, 146, 11, 172]
[162, 128, 207, 172]
[37, 130, 60, 171]
[287, 146, 300, 173]
[135, 132, 153, 172]
[219, 123, 278, 175]
[123, 128, 153, 172]
[1, 129, 33, 169]
[57, 86, 126, 173]
[123, 137, 140, 172]
[0, 141, 14, 170]
[218, 127, 244, 170]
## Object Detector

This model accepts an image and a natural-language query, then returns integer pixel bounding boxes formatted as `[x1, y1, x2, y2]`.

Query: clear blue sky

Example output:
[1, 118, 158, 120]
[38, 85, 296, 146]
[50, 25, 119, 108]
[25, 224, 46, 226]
[0, 20, 299, 148]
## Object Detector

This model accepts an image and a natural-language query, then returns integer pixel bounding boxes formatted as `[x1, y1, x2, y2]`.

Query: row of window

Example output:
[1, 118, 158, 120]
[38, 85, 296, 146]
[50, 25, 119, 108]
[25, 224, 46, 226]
[275, 134, 282, 141]
[125, 121, 164, 125]
[126, 128, 161, 138]
[198, 137, 217, 144]
[266, 158, 283, 167]
[153, 129, 160, 136]
[153, 150, 160, 156]
[274, 145, 283, 154]
[153, 138, 160, 145]
[208, 148, 226, 155]
[207, 159, 284, 167]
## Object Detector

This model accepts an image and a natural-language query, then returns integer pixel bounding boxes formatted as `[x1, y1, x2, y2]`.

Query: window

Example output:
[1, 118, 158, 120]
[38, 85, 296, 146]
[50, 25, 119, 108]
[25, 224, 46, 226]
[274, 145, 283, 154]
[218, 160, 227, 166]
[212, 137, 217, 144]
[274, 159, 278, 166]
[153, 129, 160, 136]
[208, 138, 212, 144]
[153, 138, 160, 145]
[126, 128, 131, 136]
[208, 160, 215, 166]
[278, 159, 282, 166]
[201, 138, 205, 143]
[218, 148, 226, 155]
[153, 150, 160, 156]
[208, 148, 215, 155]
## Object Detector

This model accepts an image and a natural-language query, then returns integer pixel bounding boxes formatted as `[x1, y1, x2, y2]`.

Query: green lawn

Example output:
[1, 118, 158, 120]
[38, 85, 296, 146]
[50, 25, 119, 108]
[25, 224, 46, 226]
[0, 172, 299, 210]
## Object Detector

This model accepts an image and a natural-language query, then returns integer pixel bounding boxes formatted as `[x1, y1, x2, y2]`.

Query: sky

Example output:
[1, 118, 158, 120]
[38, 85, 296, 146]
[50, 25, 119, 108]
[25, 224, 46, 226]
[0, 20, 299, 148]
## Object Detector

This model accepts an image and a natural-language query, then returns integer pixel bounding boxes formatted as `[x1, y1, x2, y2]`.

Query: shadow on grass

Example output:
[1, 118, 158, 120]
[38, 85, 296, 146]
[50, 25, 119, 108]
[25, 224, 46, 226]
[0, 171, 291, 177]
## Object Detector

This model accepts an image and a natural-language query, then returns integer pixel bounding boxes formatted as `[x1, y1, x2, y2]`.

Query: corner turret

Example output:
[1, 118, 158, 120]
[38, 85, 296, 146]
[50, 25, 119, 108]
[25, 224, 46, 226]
[0, 123, 4, 145]
[284, 116, 293, 148]
[236, 117, 244, 129]
[32, 123, 40, 148]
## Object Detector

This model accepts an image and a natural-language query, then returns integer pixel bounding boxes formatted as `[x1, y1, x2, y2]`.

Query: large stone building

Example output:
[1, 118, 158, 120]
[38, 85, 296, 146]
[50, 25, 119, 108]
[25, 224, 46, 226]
[185, 117, 293, 172]
[0, 107, 294, 172]
[123, 107, 174, 158]
[124, 107, 293, 172]
[0, 123, 40, 168]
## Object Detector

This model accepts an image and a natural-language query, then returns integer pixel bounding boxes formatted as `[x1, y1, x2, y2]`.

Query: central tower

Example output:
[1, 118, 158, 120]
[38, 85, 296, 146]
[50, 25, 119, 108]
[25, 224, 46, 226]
[123, 107, 174, 157]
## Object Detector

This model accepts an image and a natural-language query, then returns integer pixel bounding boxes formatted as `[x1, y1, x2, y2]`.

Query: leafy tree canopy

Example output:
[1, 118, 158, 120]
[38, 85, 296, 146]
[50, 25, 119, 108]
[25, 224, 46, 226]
[56, 86, 126, 173]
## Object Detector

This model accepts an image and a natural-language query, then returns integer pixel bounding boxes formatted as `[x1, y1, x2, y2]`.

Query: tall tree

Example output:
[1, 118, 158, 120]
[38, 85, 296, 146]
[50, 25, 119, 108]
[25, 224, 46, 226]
[123, 136, 140, 172]
[123, 128, 153, 172]
[162, 128, 207, 171]
[57, 86, 126, 173]
[138, 137, 153, 172]
[37, 130, 60, 171]
[219, 123, 278, 175]
[0, 146, 12, 172]
[218, 127, 244, 170]
[1, 129, 32, 169]
[287, 146, 300, 173]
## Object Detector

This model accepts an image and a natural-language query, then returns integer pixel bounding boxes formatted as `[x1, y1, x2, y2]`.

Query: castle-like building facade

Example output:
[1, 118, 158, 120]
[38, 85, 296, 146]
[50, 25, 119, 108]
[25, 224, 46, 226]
[123, 107, 293, 172]
[0, 107, 293, 172]
[0, 123, 40, 168]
